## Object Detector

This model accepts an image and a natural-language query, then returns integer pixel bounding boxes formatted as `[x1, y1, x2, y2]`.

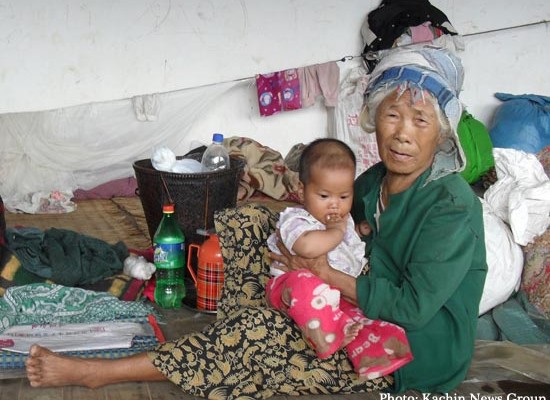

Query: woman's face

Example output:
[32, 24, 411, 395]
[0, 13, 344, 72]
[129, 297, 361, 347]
[375, 89, 442, 183]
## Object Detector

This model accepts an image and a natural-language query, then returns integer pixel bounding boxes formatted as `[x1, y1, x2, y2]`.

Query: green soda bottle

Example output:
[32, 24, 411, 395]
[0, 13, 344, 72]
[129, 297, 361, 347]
[153, 203, 186, 308]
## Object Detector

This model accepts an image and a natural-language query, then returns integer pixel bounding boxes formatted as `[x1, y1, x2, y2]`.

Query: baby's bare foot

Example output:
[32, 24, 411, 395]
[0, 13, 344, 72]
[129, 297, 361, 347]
[341, 322, 361, 348]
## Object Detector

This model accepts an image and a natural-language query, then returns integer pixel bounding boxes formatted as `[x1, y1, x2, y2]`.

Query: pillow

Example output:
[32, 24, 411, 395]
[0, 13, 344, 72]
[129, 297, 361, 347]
[213, 202, 278, 320]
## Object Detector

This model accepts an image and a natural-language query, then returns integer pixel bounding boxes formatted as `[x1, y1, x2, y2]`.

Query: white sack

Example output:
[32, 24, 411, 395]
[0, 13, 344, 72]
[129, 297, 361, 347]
[479, 199, 524, 315]
[483, 148, 550, 246]
[327, 66, 380, 177]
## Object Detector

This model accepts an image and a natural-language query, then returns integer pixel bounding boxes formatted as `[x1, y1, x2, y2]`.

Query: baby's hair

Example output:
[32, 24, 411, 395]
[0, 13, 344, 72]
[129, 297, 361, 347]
[298, 138, 356, 184]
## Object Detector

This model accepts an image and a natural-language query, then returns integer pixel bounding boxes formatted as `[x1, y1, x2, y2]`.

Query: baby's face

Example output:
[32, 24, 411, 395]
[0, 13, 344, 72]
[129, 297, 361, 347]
[302, 166, 355, 224]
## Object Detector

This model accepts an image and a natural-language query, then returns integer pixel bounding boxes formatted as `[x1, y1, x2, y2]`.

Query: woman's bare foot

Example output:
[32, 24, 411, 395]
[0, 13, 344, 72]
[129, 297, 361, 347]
[25, 344, 166, 389]
[341, 322, 361, 348]
[25, 344, 101, 388]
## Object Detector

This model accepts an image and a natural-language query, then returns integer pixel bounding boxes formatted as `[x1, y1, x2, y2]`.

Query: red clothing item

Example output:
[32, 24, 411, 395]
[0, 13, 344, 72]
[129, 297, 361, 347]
[267, 269, 412, 380]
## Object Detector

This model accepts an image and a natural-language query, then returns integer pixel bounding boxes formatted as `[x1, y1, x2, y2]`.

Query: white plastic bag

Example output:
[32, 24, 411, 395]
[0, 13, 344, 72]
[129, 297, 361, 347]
[151, 146, 202, 174]
[479, 199, 524, 315]
[483, 148, 550, 246]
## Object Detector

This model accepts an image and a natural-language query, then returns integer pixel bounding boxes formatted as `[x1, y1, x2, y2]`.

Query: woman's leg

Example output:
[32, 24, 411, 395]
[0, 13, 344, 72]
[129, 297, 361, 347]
[25, 306, 391, 396]
[150, 306, 391, 398]
[25, 344, 166, 388]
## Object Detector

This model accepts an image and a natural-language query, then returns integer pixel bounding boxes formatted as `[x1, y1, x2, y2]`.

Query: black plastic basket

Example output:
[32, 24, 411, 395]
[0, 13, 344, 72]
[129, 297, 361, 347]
[133, 152, 244, 246]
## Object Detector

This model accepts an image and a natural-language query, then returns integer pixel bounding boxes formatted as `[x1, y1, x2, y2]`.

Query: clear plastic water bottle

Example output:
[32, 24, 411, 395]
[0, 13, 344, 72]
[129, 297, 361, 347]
[201, 133, 230, 172]
[153, 203, 186, 308]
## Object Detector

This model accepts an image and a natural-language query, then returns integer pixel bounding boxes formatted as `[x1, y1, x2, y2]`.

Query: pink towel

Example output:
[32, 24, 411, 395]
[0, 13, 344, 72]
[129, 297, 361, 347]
[409, 22, 436, 43]
[298, 61, 340, 108]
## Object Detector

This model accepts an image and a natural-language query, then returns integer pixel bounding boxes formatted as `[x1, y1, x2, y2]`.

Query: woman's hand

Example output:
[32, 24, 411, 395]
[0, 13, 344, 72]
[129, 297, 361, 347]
[268, 230, 332, 279]
[268, 230, 359, 304]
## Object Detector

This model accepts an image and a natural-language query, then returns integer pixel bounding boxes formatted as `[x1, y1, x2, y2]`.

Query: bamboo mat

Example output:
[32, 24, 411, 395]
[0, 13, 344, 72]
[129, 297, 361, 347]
[4, 195, 295, 251]
[5, 197, 152, 250]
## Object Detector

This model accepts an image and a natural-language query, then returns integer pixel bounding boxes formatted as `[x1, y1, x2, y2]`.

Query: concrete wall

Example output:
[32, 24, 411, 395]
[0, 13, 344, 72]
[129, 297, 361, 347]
[1, 0, 549, 156]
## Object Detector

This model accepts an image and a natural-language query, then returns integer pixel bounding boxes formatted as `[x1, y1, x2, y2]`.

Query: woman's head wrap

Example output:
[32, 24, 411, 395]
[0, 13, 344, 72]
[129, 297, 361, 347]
[365, 45, 466, 184]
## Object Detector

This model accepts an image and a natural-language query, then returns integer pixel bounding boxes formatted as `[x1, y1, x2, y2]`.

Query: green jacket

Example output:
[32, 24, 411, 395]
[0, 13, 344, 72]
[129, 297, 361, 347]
[352, 163, 487, 393]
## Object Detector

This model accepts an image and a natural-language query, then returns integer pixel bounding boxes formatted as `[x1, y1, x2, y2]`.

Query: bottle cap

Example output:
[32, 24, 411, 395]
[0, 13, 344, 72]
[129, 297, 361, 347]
[212, 133, 224, 143]
[162, 204, 175, 213]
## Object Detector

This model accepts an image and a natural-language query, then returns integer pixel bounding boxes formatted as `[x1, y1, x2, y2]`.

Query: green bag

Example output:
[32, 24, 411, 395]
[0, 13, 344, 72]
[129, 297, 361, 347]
[457, 110, 495, 183]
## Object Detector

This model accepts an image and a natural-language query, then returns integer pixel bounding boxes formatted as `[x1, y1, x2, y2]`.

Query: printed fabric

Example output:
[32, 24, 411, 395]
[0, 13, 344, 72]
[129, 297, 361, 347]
[0, 283, 156, 333]
[224, 136, 300, 201]
[256, 68, 301, 117]
[266, 269, 413, 380]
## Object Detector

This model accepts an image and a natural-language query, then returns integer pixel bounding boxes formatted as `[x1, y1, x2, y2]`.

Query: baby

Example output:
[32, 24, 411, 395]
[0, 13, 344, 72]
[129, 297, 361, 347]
[267, 138, 412, 380]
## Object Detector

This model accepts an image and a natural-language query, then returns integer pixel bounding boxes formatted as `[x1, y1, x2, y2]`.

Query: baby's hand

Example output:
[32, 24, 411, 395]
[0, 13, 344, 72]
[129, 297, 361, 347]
[325, 213, 347, 234]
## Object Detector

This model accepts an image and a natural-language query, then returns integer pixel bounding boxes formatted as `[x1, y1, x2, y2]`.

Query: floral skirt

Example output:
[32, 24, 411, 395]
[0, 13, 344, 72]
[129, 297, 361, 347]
[148, 203, 392, 399]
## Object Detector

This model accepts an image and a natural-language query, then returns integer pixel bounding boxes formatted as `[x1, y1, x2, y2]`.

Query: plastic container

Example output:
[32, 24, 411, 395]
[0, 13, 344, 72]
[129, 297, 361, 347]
[153, 203, 186, 308]
[187, 233, 224, 312]
[201, 133, 230, 172]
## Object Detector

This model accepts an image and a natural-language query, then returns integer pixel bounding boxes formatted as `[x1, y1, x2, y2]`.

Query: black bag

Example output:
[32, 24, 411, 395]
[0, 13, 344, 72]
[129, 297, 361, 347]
[360, 0, 458, 72]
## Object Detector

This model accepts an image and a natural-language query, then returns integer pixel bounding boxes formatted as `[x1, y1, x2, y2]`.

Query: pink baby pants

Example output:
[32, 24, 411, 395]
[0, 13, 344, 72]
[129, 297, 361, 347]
[266, 269, 413, 380]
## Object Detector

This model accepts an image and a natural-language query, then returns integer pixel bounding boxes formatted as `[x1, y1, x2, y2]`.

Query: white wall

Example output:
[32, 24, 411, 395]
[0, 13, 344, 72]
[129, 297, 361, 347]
[1, 0, 549, 158]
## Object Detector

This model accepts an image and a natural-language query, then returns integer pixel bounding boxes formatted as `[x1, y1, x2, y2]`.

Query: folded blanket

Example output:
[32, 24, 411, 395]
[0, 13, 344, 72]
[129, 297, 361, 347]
[0, 243, 144, 301]
[6, 226, 128, 286]
[0, 283, 156, 334]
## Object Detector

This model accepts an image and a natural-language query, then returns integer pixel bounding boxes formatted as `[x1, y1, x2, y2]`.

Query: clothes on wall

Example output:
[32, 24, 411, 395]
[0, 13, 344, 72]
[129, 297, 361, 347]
[255, 61, 340, 117]
[256, 69, 301, 117]
[298, 62, 340, 108]
[360, 0, 460, 72]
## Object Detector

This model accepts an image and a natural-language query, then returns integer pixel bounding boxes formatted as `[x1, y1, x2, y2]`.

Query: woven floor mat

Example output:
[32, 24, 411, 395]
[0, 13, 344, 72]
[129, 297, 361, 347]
[5, 197, 151, 250]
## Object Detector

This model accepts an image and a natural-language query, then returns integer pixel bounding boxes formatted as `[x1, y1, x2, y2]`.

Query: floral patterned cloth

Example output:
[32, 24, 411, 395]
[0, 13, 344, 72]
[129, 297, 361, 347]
[0, 283, 156, 333]
[148, 203, 391, 399]
[520, 146, 550, 317]
[225, 137, 300, 202]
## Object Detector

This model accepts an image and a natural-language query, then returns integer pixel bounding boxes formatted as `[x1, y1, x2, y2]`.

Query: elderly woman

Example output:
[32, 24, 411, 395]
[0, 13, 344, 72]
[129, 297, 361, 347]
[280, 46, 488, 393]
[25, 46, 487, 396]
